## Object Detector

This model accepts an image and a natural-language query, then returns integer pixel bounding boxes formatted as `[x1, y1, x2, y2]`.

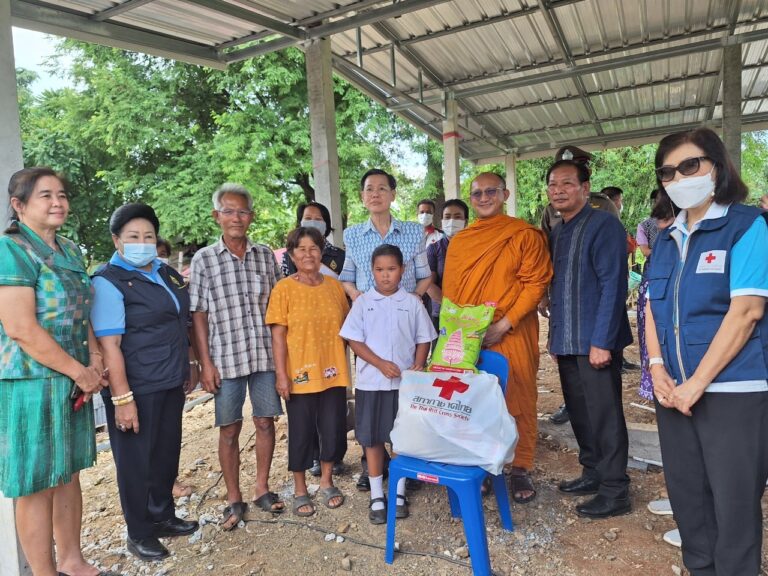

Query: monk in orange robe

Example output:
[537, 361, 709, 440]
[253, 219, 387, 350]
[442, 172, 553, 503]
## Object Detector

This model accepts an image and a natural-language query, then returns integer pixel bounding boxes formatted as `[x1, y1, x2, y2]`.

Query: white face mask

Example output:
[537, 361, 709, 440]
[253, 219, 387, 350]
[442, 219, 465, 238]
[417, 212, 433, 227]
[157, 257, 169, 265]
[664, 170, 716, 210]
[300, 219, 327, 236]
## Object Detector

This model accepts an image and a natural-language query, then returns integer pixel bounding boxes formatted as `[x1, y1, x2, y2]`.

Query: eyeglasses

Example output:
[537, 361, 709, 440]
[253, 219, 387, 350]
[217, 209, 252, 218]
[469, 187, 503, 200]
[655, 156, 711, 182]
[363, 186, 392, 196]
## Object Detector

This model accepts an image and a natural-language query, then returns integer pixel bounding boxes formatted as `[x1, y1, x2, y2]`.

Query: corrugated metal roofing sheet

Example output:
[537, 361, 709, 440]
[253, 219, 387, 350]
[11, 0, 768, 160]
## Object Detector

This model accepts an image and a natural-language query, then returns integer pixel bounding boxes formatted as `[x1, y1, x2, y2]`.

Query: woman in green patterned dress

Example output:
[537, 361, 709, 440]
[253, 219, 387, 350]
[0, 168, 106, 576]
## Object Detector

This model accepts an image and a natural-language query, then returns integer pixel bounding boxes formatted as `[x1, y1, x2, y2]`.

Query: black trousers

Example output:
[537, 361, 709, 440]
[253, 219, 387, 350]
[286, 387, 347, 472]
[557, 353, 629, 498]
[105, 387, 185, 539]
[656, 392, 768, 576]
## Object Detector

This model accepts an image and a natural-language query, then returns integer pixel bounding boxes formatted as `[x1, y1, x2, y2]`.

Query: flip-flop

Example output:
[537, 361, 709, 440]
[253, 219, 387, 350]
[221, 501, 247, 531]
[252, 491, 285, 514]
[647, 498, 673, 515]
[292, 494, 316, 517]
[318, 486, 345, 509]
[509, 471, 537, 504]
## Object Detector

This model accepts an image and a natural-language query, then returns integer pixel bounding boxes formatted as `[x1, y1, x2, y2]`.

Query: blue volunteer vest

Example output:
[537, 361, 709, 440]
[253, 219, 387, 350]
[647, 204, 768, 385]
[94, 263, 191, 395]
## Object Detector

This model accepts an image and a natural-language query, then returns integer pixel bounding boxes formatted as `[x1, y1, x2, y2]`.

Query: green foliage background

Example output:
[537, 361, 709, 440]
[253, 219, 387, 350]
[16, 40, 768, 262]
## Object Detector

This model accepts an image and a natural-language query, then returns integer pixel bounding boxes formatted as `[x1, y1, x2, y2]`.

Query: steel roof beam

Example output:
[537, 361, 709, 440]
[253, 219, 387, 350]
[11, 0, 226, 69]
[390, 27, 768, 109]
[535, 0, 603, 136]
[386, 17, 768, 102]
[181, 0, 305, 40]
[335, 0, 585, 60]
[91, 0, 158, 22]
[223, 0, 452, 62]
[464, 111, 768, 161]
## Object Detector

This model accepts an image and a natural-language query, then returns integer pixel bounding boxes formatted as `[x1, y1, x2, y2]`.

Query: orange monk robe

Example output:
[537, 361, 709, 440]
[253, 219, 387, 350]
[442, 214, 553, 470]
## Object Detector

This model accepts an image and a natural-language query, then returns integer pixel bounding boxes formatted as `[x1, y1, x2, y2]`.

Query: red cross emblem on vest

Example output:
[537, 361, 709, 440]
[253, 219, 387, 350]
[432, 376, 469, 400]
[705, 252, 716, 263]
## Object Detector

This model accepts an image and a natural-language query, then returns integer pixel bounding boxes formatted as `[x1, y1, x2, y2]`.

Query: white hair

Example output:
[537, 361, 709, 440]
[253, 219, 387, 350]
[212, 183, 253, 211]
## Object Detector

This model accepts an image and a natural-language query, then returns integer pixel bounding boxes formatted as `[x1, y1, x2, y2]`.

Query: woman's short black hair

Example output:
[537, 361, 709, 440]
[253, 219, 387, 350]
[109, 203, 160, 236]
[156, 237, 172, 256]
[296, 201, 333, 238]
[371, 244, 403, 267]
[443, 199, 469, 220]
[360, 168, 396, 191]
[545, 160, 590, 184]
[6, 167, 67, 234]
[417, 199, 436, 211]
[286, 226, 324, 253]
[655, 127, 749, 205]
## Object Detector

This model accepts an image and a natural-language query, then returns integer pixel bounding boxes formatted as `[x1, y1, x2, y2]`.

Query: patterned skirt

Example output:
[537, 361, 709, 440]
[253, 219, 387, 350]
[637, 279, 654, 400]
[0, 375, 96, 497]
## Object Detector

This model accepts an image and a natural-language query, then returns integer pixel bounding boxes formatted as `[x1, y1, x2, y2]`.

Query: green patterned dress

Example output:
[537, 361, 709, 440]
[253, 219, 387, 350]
[0, 223, 96, 497]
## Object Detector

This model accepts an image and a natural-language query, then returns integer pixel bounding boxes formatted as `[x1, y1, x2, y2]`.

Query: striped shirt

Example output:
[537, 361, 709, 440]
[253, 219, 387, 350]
[189, 237, 281, 379]
[340, 217, 430, 293]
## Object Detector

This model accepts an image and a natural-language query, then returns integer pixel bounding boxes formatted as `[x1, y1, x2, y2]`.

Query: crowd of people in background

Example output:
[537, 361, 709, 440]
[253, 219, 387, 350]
[0, 127, 766, 576]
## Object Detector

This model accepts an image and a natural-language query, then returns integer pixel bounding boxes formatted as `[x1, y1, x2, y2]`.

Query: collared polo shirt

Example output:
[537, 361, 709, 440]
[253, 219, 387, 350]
[339, 287, 436, 391]
[340, 217, 430, 293]
[91, 253, 179, 337]
[189, 237, 281, 379]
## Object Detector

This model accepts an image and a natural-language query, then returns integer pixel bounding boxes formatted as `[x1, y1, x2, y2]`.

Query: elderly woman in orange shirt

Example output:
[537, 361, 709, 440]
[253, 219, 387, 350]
[266, 226, 351, 516]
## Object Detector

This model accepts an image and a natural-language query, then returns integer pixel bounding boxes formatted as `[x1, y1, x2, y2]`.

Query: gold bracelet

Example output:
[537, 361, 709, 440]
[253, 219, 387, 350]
[112, 391, 133, 401]
[112, 396, 134, 407]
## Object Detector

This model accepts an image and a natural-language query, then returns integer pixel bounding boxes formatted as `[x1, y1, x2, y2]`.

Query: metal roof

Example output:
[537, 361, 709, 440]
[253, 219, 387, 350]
[11, 0, 768, 161]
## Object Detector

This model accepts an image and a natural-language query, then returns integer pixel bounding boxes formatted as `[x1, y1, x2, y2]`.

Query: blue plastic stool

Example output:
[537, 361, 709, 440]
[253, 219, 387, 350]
[385, 350, 515, 576]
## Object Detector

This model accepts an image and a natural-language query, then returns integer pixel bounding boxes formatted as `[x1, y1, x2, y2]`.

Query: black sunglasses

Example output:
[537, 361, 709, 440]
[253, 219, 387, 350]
[655, 156, 712, 183]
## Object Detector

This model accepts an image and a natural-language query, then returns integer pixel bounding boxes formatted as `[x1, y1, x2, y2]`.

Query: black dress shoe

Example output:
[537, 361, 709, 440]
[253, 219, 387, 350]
[576, 494, 631, 518]
[153, 517, 199, 538]
[126, 536, 169, 561]
[558, 476, 600, 495]
[356, 473, 370, 491]
[549, 403, 570, 425]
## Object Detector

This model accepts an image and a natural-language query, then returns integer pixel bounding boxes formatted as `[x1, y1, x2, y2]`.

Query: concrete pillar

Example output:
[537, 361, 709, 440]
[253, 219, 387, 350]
[1, 4, 24, 227]
[442, 93, 460, 200]
[722, 44, 742, 172]
[0, 7, 28, 576]
[305, 38, 343, 245]
[504, 154, 517, 217]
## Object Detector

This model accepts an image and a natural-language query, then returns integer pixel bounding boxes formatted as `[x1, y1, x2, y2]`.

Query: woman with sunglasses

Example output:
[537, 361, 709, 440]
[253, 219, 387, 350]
[645, 128, 768, 576]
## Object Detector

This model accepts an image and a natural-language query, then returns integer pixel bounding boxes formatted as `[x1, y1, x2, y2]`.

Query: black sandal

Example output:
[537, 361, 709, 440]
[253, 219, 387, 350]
[509, 471, 537, 504]
[221, 501, 248, 531]
[252, 491, 285, 514]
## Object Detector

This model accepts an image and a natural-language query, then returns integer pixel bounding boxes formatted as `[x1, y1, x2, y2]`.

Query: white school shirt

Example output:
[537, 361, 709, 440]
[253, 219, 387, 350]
[339, 287, 437, 391]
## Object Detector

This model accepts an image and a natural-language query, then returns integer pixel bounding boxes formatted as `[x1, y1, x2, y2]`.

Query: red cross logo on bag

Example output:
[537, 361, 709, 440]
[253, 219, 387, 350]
[432, 376, 469, 400]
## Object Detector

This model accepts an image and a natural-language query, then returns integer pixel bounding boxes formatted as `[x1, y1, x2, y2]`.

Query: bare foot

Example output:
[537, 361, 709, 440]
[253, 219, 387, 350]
[173, 479, 193, 498]
[56, 558, 99, 576]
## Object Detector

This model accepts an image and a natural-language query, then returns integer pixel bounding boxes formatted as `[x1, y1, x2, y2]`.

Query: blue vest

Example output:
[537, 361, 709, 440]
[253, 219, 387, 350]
[95, 263, 191, 395]
[647, 204, 768, 385]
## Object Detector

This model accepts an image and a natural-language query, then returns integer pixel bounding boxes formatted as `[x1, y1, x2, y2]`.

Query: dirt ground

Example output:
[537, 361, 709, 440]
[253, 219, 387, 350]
[78, 316, 768, 576]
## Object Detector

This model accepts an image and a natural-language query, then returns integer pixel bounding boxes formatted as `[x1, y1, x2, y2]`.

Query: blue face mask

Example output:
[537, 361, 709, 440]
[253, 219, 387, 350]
[300, 219, 327, 236]
[121, 243, 157, 267]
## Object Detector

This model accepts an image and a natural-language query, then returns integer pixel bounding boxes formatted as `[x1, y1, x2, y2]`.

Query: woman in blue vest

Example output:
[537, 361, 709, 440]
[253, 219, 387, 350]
[645, 128, 768, 576]
[91, 204, 198, 562]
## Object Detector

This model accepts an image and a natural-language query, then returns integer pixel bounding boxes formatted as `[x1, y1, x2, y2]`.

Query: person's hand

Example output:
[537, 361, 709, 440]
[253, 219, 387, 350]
[199, 361, 221, 394]
[588, 346, 611, 369]
[350, 289, 363, 302]
[115, 401, 140, 434]
[651, 364, 676, 408]
[668, 377, 706, 416]
[407, 363, 425, 371]
[538, 296, 550, 318]
[74, 364, 103, 395]
[760, 194, 768, 211]
[483, 318, 511, 347]
[275, 374, 292, 402]
[377, 360, 401, 379]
